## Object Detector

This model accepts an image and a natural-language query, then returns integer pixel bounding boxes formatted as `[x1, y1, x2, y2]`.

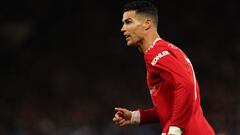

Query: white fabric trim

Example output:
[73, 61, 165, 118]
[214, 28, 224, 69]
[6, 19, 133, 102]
[184, 57, 197, 100]
[153, 37, 161, 45]
[130, 110, 140, 124]
[168, 126, 183, 135]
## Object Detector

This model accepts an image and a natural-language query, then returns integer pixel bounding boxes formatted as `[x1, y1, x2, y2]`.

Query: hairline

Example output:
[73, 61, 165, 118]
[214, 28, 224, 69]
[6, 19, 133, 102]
[124, 9, 158, 28]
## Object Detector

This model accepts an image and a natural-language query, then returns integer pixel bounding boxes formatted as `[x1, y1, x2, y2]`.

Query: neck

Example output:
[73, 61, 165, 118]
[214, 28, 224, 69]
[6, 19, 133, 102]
[138, 31, 161, 54]
[138, 32, 160, 54]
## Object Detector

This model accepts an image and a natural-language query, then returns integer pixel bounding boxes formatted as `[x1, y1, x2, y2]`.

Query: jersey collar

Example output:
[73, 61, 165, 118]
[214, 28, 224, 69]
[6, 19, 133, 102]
[145, 37, 162, 54]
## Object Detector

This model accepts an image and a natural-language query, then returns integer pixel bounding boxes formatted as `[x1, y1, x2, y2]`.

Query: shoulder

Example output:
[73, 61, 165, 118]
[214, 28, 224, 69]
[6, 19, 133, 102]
[144, 40, 172, 66]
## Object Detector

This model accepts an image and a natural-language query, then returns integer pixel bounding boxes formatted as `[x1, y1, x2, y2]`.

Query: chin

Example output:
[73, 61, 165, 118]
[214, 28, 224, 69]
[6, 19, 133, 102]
[127, 41, 137, 47]
[126, 42, 132, 46]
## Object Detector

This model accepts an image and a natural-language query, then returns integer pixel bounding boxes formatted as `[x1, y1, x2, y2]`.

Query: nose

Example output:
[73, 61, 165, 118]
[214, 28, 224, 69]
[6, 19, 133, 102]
[121, 25, 125, 33]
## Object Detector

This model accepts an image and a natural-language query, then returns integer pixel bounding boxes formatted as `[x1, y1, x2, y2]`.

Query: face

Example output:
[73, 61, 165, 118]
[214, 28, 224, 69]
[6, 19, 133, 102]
[121, 10, 145, 47]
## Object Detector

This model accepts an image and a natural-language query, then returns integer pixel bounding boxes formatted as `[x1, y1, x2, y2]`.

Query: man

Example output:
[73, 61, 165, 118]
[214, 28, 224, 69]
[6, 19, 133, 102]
[112, 1, 215, 135]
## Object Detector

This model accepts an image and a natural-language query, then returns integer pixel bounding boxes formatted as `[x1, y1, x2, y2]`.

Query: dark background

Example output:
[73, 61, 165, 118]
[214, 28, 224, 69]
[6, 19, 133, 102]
[0, 0, 239, 135]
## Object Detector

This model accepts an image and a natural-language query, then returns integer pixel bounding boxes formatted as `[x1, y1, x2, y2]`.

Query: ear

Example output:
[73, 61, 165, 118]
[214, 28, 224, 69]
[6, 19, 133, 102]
[143, 19, 152, 30]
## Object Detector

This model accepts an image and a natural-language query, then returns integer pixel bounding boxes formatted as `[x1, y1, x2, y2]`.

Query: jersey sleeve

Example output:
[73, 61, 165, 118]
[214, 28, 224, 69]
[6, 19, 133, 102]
[138, 107, 160, 124]
[147, 49, 196, 130]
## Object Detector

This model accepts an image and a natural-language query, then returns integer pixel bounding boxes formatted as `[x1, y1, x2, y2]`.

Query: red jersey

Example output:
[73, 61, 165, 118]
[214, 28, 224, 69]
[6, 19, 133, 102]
[139, 39, 215, 135]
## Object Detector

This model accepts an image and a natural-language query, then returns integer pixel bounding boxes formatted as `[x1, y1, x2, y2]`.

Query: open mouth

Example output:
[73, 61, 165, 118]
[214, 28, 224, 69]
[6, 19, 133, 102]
[125, 35, 130, 40]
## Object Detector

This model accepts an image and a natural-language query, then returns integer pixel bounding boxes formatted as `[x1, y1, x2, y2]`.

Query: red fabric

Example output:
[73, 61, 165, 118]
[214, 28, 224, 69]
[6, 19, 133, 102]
[138, 108, 159, 124]
[141, 39, 215, 135]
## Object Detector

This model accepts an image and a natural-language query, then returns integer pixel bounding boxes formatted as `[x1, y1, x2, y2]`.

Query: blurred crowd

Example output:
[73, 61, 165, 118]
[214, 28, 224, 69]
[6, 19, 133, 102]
[0, 0, 239, 135]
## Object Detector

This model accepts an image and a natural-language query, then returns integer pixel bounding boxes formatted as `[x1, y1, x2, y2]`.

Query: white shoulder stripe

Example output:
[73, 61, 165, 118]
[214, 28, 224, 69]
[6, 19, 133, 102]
[185, 57, 197, 100]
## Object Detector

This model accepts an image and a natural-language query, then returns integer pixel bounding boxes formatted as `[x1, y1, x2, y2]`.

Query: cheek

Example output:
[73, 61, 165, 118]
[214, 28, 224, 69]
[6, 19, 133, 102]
[132, 29, 143, 39]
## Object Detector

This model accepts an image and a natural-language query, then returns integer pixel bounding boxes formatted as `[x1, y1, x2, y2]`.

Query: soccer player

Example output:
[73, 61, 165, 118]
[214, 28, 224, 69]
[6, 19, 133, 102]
[112, 1, 215, 135]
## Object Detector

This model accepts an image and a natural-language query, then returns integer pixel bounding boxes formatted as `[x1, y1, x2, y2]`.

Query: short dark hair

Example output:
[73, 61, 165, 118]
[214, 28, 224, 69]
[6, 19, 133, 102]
[123, 1, 158, 27]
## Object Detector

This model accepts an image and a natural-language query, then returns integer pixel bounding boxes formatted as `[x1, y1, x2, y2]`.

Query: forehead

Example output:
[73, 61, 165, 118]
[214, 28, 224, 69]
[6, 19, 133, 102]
[122, 10, 138, 21]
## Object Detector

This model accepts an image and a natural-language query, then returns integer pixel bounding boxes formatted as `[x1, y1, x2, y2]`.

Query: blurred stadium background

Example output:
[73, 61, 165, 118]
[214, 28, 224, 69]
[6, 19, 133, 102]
[0, 0, 239, 135]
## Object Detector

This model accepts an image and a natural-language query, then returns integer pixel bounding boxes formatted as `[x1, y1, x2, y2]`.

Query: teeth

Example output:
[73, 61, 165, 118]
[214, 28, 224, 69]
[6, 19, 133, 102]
[124, 34, 129, 38]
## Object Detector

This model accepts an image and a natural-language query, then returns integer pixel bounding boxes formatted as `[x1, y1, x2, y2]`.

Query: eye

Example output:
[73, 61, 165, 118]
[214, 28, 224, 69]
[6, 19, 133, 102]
[125, 20, 132, 24]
